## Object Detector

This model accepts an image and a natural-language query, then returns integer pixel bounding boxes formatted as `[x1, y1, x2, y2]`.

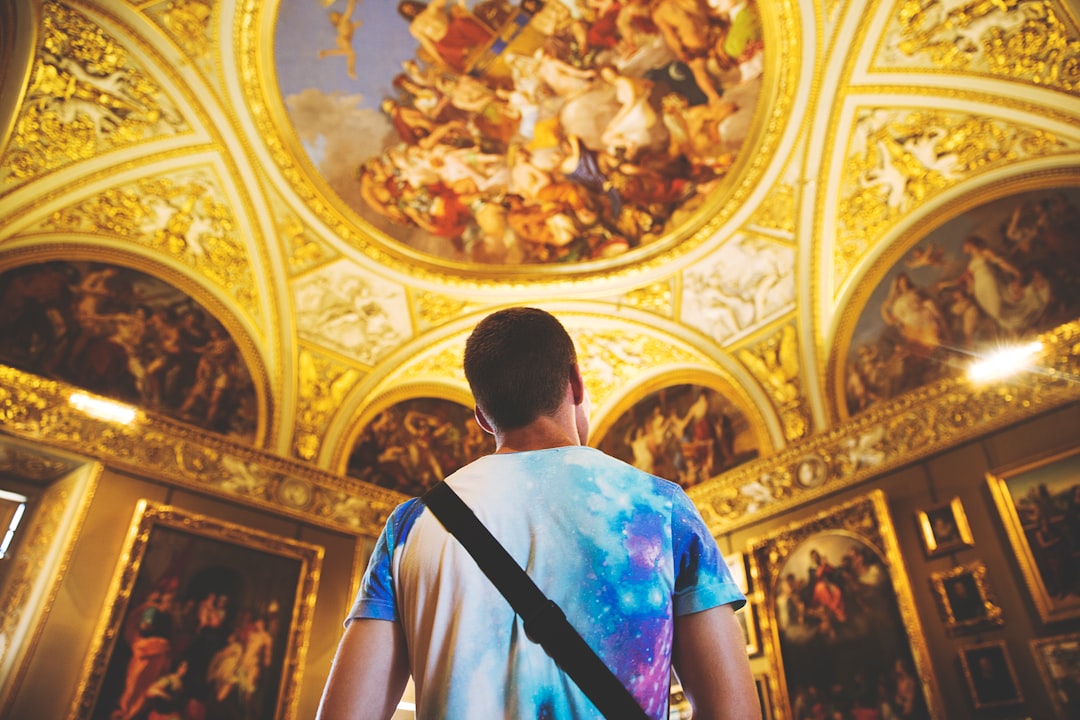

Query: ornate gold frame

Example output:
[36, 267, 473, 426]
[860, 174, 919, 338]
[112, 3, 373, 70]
[958, 640, 1024, 710]
[737, 600, 761, 657]
[1030, 631, 1080, 719]
[916, 495, 975, 557]
[67, 500, 323, 720]
[987, 443, 1080, 624]
[928, 560, 1004, 635]
[747, 490, 943, 718]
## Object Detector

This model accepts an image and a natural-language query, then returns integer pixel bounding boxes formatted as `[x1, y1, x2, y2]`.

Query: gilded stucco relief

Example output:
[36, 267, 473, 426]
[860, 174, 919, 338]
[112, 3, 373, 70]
[291, 259, 411, 366]
[681, 233, 796, 346]
[0, 1, 189, 193]
[878, 0, 1080, 89]
[834, 108, 1072, 286]
[293, 347, 361, 461]
[736, 322, 811, 442]
[35, 168, 261, 323]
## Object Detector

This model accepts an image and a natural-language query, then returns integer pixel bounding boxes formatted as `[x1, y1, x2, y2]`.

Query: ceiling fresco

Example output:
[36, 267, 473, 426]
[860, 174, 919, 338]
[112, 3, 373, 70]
[273, 0, 766, 266]
[0, 0, 1079, 519]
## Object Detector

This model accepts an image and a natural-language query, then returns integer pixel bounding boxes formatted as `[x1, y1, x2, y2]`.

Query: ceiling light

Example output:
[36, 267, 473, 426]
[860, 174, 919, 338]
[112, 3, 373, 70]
[68, 392, 137, 425]
[967, 341, 1044, 383]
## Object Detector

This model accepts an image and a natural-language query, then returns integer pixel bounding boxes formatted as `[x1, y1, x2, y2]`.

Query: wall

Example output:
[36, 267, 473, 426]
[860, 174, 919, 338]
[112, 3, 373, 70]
[723, 401, 1080, 719]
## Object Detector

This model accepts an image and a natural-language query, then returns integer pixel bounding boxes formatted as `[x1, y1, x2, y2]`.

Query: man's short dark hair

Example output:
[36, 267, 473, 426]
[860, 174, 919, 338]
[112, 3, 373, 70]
[463, 307, 577, 431]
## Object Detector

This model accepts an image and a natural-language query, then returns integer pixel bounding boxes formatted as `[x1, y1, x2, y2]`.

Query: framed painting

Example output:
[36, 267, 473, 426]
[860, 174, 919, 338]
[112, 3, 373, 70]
[754, 674, 774, 720]
[69, 501, 323, 720]
[736, 601, 761, 657]
[958, 641, 1023, 709]
[1031, 631, 1080, 719]
[928, 561, 1004, 635]
[987, 445, 1080, 623]
[725, 551, 750, 595]
[747, 490, 942, 719]
[915, 496, 974, 557]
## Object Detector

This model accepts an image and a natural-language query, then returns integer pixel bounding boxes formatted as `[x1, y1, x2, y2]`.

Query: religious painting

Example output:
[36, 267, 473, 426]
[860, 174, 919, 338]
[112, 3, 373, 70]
[915, 496, 974, 557]
[70, 501, 323, 720]
[595, 383, 760, 489]
[748, 490, 942, 719]
[841, 186, 1080, 418]
[1031, 631, 1080, 719]
[346, 396, 493, 495]
[987, 444, 1080, 623]
[928, 561, 1004, 635]
[273, 0, 766, 265]
[0, 260, 258, 440]
[958, 641, 1023, 710]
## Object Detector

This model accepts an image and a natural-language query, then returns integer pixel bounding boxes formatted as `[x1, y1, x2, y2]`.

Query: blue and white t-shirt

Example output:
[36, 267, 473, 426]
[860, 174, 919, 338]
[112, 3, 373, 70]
[349, 446, 745, 719]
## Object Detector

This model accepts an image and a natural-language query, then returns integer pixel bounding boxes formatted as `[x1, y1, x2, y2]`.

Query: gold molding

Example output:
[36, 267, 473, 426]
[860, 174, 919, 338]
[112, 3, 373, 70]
[692, 318, 1080, 533]
[0, 364, 403, 537]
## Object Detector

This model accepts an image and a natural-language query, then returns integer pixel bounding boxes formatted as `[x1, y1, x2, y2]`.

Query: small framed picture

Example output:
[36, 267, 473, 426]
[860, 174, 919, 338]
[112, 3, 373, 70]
[754, 673, 774, 720]
[736, 601, 761, 657]
[726, 551, 750, 594]
[959, 641, 1024, 709]
[916, 496, 974, 557]
[929, 561, 1004, 634]
[1031, 632, 1080, 719]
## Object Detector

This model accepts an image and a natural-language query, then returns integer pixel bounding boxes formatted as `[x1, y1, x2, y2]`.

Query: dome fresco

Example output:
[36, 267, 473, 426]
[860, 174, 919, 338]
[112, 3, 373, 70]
[273, 0, 765, 265]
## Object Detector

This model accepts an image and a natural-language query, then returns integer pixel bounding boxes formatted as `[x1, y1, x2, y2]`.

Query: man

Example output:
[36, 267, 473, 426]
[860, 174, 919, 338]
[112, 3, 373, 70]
[317, 307, 757, 719]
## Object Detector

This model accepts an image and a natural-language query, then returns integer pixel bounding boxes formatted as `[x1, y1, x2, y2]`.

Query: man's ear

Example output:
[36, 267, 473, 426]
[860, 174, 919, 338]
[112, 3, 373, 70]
[474, 406, 495, 435]
[569, 363, 585, 405]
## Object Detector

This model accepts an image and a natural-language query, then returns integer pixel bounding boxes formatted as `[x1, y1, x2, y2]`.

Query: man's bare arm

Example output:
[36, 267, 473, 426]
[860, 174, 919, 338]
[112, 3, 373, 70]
[316, 618, 411, 720]
[673, 604, 760, 720]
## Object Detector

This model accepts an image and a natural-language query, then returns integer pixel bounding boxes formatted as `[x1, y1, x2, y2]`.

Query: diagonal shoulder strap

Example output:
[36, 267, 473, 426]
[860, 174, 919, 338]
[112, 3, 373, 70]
[422, 481, 650, 720]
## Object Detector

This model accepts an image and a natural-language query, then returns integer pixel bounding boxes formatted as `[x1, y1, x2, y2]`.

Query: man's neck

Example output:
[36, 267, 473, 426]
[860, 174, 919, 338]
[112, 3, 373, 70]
[493, 415, 582, 454]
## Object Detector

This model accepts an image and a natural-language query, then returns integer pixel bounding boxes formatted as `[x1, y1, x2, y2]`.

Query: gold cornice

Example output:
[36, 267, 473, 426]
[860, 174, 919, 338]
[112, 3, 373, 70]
[235, 0, 801, 288]
[691, 319, 1080, 534]
[0, 363, 404, 537]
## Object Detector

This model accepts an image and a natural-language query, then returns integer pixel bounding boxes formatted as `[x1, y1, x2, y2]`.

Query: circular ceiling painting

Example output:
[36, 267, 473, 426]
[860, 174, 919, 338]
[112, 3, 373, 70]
[273, 0, 765, 266]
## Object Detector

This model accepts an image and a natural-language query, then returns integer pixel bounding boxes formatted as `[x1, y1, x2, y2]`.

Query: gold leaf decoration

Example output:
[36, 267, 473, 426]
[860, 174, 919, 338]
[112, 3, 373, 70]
[155, 0, 215, 60]
[575, 330, 698, 407]
[836, 109, 1070, 283]
[620, 281, 674, 318]
[749, 182, 796, 234]
[280, 212, 334, 275]
[294, 349, 360, 461]
[889, 0, 1080, 90]
[737, 324, 811, 441]
[415, 291, 471, 327]
[40, 170, 259, 320]
[1, 2, 187, 190]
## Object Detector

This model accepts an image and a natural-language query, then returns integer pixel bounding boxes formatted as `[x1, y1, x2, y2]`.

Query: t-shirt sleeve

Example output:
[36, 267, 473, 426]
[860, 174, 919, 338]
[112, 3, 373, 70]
[345, 499, 423, 626]
[671, 488, 746, 615]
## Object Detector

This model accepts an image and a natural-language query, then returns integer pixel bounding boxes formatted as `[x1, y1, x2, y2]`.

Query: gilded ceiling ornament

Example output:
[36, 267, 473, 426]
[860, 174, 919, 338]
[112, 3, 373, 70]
[414, 291, 472, 328]
[620, 281, 674, 318]
[292, 260, 410, 365]
[836, 108, 1069, 283]
[38, 170, 259, 320]
[153, 0, 215, 61]
[280, 211, 335, 275]
[737, 323, 811, 441]
[681, 234, 796, 345]
[574, 330, 698, 408]
[294, 348, 361, 461]
[886, 0, 1080, 90]
[400, 345, 466, 383]
[749, 182, 796, 234]
[1, 2, 187, 190]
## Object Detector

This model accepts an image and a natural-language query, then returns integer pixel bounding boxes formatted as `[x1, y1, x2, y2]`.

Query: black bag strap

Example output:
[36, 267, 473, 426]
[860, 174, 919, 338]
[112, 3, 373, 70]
[422, 481, 650, 720]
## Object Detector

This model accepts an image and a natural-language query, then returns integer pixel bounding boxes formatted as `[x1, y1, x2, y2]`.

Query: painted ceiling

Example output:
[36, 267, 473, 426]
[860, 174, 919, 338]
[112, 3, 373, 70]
[1, 0, 1079, 523]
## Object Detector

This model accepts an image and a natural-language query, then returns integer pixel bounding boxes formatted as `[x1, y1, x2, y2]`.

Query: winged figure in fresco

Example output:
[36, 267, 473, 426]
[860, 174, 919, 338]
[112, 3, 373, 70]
[318, 0, 364, 78]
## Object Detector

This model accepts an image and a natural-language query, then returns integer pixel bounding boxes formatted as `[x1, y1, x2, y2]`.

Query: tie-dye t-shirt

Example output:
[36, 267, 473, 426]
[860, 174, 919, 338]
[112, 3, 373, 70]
[349, 446, 745, 719]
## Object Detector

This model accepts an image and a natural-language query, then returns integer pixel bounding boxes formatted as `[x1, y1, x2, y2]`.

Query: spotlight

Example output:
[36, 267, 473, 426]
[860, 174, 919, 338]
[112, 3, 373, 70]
[69, 392, 137, 425]
[967, 341, 1043, 383]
